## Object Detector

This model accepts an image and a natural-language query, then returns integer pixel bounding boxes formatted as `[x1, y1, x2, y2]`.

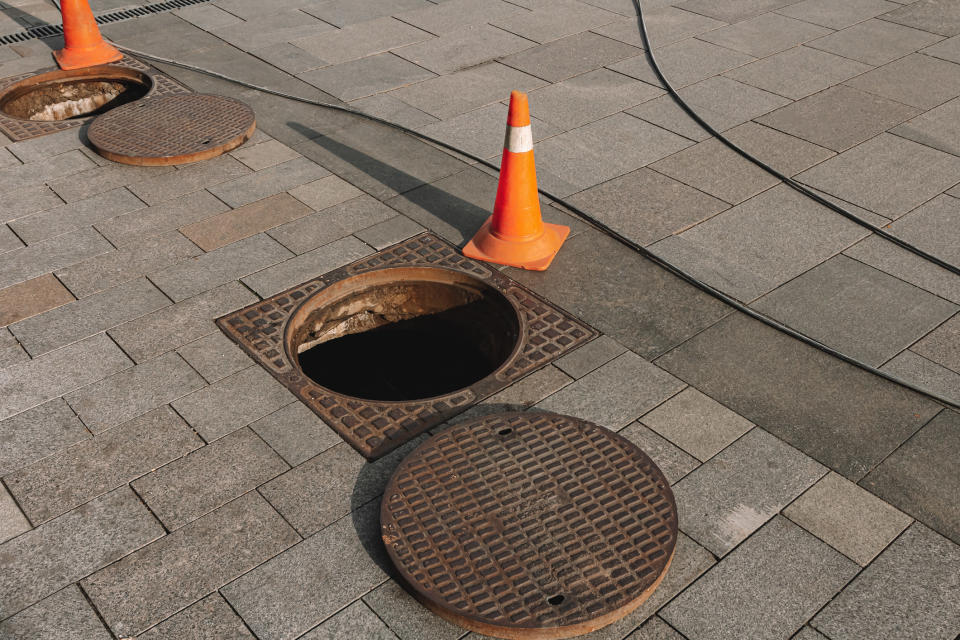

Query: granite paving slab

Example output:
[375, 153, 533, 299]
[300, 601, 399, 640]
[0, 274, 74, 328]
[7, 188, 144, 245]
[0, 400, 88, 477]
[137, 593, 255, 640]
[724, 45, 872, 100]
[845, 52, 960, 109]
[807, 18, 943, 65]
[416, 102, 560, 160]
[176, 331, 253, 384]
[681, 0, 804, 24]
[291, 17, 433, 65]
[553, 335, 627, 378]
[880, 0, 960, 37]
[593, 6, 726, 49]
[609, 38, 755, 89]
[697, 12, 832, 58]
[674, 75, 790, 131]
[880, 350, 960, 403]
[844, 234, 960, 304]
[618, 421, 700, 484]
[0, 484, 29, 545]
[488, 0, 619, 44]
[94, 190, 231, 247]
[240, 235, 373, 297]
[0, 226, 113, 291]
[892, 96, 960, 157]
[299, 53, 437, 102]
[127, 156, 252, 207]
[301, 0, 430, 27]
[363, 579, 464, 640]
[776, 0, 900, 30]
[396, 0, 528, 35]
[501, 31, 641, 82]
[249, 402, 342, 467]
[0, 586, 111, 640]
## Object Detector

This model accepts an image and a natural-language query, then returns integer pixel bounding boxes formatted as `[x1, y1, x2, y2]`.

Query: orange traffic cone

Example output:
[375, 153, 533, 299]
[54, 0, 123, 70]
[463, 91, 569, 271]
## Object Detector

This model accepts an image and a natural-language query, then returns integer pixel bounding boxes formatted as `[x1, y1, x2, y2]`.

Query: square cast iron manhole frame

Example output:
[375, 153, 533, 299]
[0, 55, 191, 142]
[217, 233, 599, 460]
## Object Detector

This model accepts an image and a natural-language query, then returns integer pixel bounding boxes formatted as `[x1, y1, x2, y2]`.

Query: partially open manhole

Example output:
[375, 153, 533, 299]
[0, 65, 151, 122]
[0, 57, 189, 141]
[217, 233, 598, 459]
[381, 412, 678, 639]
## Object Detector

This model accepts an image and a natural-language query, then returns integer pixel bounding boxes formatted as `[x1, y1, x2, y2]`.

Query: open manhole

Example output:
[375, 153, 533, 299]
[0, 57, 189, 141]
[217, 233, 597, 459]
[381, 412, 678, 639]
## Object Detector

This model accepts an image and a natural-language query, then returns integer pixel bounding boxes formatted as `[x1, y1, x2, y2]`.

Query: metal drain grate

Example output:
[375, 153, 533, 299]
[0, 0, 213, 45]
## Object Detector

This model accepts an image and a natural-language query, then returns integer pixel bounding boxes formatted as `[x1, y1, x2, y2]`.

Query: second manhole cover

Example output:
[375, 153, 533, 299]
[381, 412, 678, 640]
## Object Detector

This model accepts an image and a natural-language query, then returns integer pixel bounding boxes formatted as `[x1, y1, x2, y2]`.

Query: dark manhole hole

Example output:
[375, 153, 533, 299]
[0, 57, 190, 141]
[381, 412, 679, 639]
[217, 233, 598, 459]
[87, 93, 256, 166]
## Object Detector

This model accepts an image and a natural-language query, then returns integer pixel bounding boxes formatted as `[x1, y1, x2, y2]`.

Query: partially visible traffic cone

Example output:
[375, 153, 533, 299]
[463, 91, 569, 271]
[54, 0, 123, 70]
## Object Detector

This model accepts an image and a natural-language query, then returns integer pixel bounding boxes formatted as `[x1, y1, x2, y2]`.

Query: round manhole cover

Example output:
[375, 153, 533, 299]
[87, 93, 255, 165]
[381, 412, 678, 639]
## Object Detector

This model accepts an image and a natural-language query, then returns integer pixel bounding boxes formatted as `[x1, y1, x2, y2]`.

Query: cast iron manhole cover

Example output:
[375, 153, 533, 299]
[87, 93, 256, 165]
[381, 412, 678, 639]
[217, 233, 598, 460]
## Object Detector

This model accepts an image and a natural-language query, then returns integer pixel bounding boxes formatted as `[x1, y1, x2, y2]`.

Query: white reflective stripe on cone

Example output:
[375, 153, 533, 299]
[503, 125, 533, 153]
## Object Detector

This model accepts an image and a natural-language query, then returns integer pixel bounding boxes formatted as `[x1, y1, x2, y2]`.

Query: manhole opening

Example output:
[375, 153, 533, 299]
[0, 66, 152, 121]
[546, 594, 565, 606]
[289, 267, 521, 402]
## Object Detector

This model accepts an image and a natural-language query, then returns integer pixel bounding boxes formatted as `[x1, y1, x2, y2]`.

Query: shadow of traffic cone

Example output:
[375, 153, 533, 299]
[463, 91, 569, 271]
[54, 0, 123, 70]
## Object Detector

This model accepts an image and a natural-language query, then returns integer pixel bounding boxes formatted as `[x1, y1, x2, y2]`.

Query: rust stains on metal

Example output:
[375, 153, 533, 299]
[381, 411, 679, 640]
[217, 233, 598, 460]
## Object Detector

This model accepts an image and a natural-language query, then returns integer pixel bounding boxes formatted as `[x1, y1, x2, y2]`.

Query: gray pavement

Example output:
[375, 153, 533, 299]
[0, 0, 959, 638]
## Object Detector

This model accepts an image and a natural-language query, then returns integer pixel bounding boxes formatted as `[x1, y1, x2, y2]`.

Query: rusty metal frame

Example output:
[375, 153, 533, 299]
[217, 233, 598, 459]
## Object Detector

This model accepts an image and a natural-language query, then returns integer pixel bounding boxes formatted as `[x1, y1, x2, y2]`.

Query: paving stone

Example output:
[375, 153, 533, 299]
[0, 487, 163, 619]
[171, 366, 295, 441]
[151, 234, 294, 302]
[5, 406, 202, 524]
[210, 11, 333, 50]
[176, 331, 253, 384]
[662, 516, 858, 640]
[293, 16, 433, 64]
[394, 24, 535, 75]
[753, 254, 958, 366]
[288, 175, 366, 212]
[500, 31, 640, 82]
[82, 492, 299, 638]
[137, 592, 255, 640]
[618, 421, 699, 484]
[299, 52, 437, 101]
[250, 43, 328, 75]
[221, 502, 389, 640]
[260, 437, 418, 537]
[511, 230, 729, 357]
[655, 313, 941, 480]
[0, 185, 63, 223]
[845, 52, 960, 109]
[0, 274, 74, 328]
[348, 93, 440, 129]
[846, 236, 960, 306]
[553, 335, 627, 379]
[784, 471, 912, 565]
[48, 162, 174, 204]
[95, 190, 231, 247]
[0, 328, 27, 370]
[0, 585, 111, 640]
[892, 96, 960, 157]
[0, 150, 94, 191]
[417, 102, 560, 159]
[610, 38, 755, 89]
[208, 157, 332, 209]
[860, 409, 960, 544]
[793, 628, 829, 640]
[592, 7, 726, 49]
[242, 235, 372, 297]
[922, 33, 960, 63]
[302, 0, 426, 26]
[650, 184, 867, 301]
[10, 277, 170, 357]
[456, 365, 573, 423]
[249, 402, 341, 467]
[174, 3, 243, 30]
[269, 195, 393, 254]
[180, 193, 312, 252]
[0, 398, 89, 478]
[0, 483, 29, 544]
[397, 0, 525, 35]
[301, 600, 399, 640]
[640, 387, 754, 462]
[534, 351, 684, 429]
[812, 523, 960, 639]
[133, 427, 288, 530]
[724, 45, 872, 100]
[64, 351, 206, 433]
[777, 0, 899, 29]
[880, 349, 960, 403]
[230, 139, 301, 171]
[674, 75, 790, 131]
[0, 226, 113, 291]
[363, 578, 463, 640]
[212, 0, 320, 19]
[807, 18, 943, 65]
[0, 224, 21, 255]
[681, 0, 802, 23]
[353, 215, 427, 249]
[8, 188, 144, 245]
[624, 617, 685, 640]
[797, 133, 960, 219]
[109, 285, 253, 365]
[626, 94, 712, 141]
[5, 128, 85, 165]
[881, 0, 960, 37]
[0, 334, 131, 422]
[56, 231, 200, 299]
[699, 12, 832, 57]
[487, 0, 617, 44]
[757, 85, 916, 153]
[128, 156, 252, 206]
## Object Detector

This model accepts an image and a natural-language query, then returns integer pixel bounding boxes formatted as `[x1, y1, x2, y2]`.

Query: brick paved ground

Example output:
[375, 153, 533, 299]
[1, 0, 959, 638]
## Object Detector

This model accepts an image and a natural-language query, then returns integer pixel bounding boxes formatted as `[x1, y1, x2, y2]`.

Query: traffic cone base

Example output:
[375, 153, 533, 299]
[54, 41, 122, 70]
[55, 0, 124, 70]
[463, 219, 570, 271]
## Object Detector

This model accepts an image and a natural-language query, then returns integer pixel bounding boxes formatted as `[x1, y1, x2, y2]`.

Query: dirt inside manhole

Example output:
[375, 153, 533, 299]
[289, 267, 521, 401]
[0, 66, 152, 121]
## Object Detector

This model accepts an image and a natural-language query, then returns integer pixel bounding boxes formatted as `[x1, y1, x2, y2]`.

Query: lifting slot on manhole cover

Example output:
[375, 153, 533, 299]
[381, 411, 679, 640]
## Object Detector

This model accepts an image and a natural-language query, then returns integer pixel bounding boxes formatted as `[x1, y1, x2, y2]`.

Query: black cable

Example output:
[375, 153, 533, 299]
[102, 40, 960, 411]
[631, 0, 960, 278]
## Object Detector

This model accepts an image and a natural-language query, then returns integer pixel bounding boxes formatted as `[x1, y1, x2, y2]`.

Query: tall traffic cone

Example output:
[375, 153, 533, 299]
[54, 0, 123, 70]
[463, 91, 569, 271]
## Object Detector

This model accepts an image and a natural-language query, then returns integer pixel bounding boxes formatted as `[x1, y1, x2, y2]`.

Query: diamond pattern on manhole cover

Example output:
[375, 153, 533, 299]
[381, 411, 678, 639]
[216, 233, 599, 460]
[87, 93, 255, 165]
